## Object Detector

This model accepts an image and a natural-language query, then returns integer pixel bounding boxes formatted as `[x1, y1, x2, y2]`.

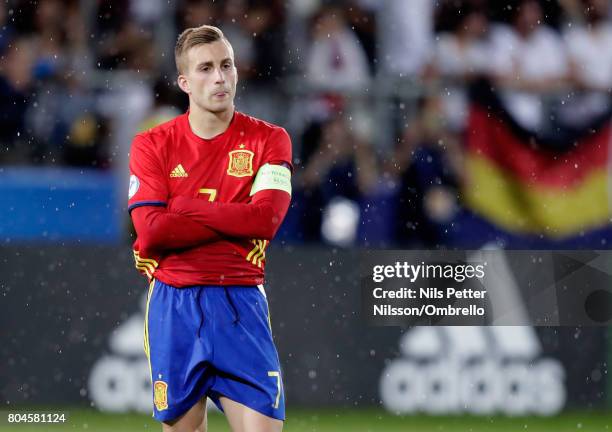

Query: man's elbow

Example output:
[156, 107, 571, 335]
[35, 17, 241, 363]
[246, 208, 282, 240]
[132, 207, 169, 252]
[136, 229, 164, 252]
[258, 227, 278, 241]
[262, 211, 287, 240]
[251, 197, 289, 240]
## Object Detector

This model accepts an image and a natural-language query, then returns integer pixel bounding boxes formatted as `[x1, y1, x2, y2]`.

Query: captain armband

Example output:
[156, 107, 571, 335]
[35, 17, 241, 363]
[249, 163, 292, 196]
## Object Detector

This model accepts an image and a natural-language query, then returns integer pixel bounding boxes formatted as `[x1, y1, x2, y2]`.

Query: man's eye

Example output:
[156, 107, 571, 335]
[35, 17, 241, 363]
[223, 63, 231, 69]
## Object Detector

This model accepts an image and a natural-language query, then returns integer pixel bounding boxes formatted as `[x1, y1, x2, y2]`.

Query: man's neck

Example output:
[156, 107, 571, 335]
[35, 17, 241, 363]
[188, 105, 235, 139]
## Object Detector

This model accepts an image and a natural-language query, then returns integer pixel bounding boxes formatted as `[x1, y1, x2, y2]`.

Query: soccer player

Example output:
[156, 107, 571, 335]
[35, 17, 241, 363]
[127, 25, 292, 432]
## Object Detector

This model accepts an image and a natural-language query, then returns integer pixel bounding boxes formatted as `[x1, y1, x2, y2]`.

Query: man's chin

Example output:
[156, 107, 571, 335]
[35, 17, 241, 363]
[200, 102, 233, 115]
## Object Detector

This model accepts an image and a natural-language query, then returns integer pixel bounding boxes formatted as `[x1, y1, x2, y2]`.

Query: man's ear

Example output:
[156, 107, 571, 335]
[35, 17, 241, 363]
[177, 74, 190, 95]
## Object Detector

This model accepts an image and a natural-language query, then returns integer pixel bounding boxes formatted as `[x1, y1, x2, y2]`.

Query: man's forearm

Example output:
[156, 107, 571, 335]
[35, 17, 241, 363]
[131, 205, 223, 252]
[169, 190, 291, 240]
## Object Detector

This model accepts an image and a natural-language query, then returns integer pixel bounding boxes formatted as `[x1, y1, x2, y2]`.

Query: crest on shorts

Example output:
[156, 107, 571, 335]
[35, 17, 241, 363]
[153, 381, 168, 411]
[227, 149, 254, 177]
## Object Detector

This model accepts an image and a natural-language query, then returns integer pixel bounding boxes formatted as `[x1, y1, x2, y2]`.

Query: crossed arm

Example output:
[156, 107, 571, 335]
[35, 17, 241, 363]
[131, 189, 291, 254]
[131, 206, 221, 253]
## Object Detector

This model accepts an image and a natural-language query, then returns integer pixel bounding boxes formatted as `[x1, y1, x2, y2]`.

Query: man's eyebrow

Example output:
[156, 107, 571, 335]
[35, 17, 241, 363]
[195, 58, 233, 68]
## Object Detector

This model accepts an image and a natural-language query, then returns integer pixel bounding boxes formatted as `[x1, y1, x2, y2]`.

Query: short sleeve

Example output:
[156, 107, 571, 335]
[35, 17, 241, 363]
[262, 127, 293, 172]
[127, 134, 169, 214]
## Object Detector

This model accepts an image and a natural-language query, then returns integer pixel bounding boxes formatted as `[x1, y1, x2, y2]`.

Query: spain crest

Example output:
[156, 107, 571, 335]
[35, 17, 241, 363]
[153, 381, 168, 411]
[227, 149, 254, 177]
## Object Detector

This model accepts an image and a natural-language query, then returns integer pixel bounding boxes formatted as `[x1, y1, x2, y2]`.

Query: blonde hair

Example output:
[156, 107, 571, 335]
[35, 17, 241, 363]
[174, 25, 228, 74]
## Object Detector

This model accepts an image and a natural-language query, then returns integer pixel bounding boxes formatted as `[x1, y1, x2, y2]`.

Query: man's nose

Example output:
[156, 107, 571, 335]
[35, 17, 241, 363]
[215, 67, 225, 83]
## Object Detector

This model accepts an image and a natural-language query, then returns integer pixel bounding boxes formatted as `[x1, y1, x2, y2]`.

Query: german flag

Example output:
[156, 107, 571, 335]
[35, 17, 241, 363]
[463, 81, 612, 239]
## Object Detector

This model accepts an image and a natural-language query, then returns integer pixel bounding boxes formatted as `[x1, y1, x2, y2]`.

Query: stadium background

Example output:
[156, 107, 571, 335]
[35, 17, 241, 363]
[2, 0, 612, 430]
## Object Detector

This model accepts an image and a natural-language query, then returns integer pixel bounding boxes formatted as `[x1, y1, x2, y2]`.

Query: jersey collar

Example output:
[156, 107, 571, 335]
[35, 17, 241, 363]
[182, 110, 239, 143]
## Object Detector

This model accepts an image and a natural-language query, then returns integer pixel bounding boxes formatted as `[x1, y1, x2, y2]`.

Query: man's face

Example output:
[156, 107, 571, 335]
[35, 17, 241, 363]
[515, 0, 542, 34]
[178, 39, 237, 114]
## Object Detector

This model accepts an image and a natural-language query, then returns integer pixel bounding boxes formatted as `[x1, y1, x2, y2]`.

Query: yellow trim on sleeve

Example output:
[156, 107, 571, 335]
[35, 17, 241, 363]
[246, 240, 259, 262]
[133, 250, 159, 279]
[134, 250, 159, 267]
[136, 263, 153, 279]
[253, 240, 267, 267]
[246, 239, 268, 268]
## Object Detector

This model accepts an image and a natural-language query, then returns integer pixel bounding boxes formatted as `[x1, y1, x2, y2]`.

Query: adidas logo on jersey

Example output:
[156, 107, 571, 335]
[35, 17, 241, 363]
[170, 164, 188, 178]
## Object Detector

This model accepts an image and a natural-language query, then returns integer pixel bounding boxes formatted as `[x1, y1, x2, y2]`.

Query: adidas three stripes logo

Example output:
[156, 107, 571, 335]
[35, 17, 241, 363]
[170, 164, 188, 178]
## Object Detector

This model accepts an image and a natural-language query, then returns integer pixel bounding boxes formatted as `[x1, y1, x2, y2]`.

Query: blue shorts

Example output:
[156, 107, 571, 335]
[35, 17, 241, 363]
[144, 279, 285, 422]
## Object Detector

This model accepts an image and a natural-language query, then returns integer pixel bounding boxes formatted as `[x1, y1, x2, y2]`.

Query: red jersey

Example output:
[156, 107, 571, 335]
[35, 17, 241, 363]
[128, 111, 292, 287]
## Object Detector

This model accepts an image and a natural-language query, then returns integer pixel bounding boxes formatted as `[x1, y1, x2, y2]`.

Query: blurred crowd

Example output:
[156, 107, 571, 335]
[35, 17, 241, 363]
[1, 0, 611, 246]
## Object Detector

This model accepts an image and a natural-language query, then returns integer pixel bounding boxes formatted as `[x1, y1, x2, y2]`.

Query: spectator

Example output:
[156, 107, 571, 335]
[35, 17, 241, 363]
[219, 0, 256, 80]
[244, 0, 286, 84]
[345, 0, 377, 73]
[562, 0, 612, 125]
[63, 0, 90, 75]
[217, 0, 287, 122]
[24, 0, 103, 166]
[97, 21, 156, 72]
[297, 114, 377, 243]
[429, 2, 490, 131]
[488, 0, 568, 130]
[130, 0, 166, 28]
[386, 95, 463, 247]
[0, 37, 34, 163]
[368, 0, 434, 77]
[31, 0, 66, 81]
[305, 5, 370, 93]
[138, 78, 183, 132]
[94, 0, 129, 43]
[177, 0, 219, 30]
[0, 2, 14, 55]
